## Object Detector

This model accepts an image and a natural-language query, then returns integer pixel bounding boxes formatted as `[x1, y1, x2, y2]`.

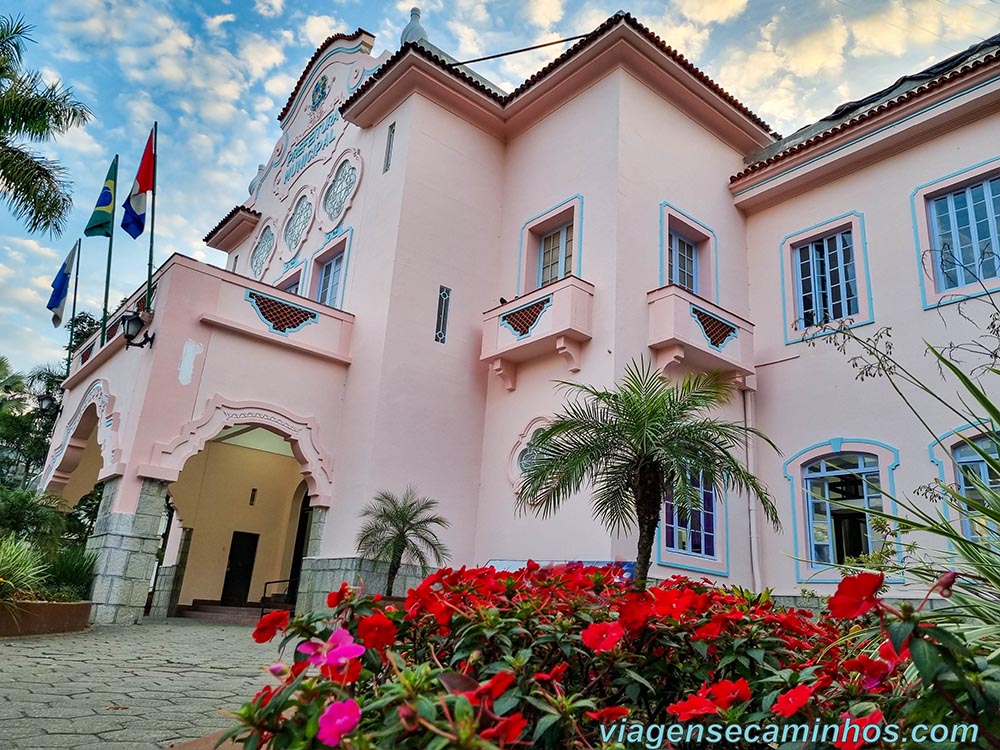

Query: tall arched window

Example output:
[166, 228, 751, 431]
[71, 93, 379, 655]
[953, 435, 1000, 541]
[803, 453, 882, 565]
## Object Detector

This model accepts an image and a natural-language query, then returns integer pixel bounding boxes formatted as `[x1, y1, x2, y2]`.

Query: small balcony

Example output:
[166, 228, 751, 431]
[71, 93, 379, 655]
[481, 276, 594, 391]
[646, 285, 754, 387]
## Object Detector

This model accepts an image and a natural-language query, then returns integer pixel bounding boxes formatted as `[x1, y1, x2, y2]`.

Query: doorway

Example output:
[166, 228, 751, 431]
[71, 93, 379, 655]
[221, 531, 259, 606]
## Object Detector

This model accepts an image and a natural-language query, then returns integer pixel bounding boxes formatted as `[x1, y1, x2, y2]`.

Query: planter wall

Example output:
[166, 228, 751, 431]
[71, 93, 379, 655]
[0, 601, 92, 637]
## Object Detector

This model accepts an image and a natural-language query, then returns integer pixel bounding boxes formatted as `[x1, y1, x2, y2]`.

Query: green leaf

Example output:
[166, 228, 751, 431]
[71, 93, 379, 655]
[493, 690, 521, 716]
[692, 640, 709, 658]
[910, 637, 944, 683]
[888, 621, 915, 653]
[624, 669, 654, 691]
[747, 648, 767, 664]
[428, 735, 451, 750]
[415, 696, 437, 721]
[533, 713, 561, 741]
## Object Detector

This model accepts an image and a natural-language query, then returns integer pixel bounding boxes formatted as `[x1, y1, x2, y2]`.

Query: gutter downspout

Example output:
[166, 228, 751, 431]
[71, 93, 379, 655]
[742, 387, 761, 591]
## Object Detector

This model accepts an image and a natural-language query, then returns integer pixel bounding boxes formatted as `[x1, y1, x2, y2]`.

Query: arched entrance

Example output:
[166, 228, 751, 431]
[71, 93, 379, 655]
[143, 399, 332, 620]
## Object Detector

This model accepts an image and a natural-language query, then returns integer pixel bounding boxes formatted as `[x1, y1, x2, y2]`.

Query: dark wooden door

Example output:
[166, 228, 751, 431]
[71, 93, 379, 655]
[221, 531, 259, 606]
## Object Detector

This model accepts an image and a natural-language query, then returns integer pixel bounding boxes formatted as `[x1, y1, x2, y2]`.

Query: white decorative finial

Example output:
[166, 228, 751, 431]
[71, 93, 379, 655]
[400, 6, 428, 46]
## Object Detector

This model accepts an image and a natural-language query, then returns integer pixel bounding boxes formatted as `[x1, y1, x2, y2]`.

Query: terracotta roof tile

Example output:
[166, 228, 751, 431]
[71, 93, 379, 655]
[340, 11, 779, 138]
[203, 205, 262, 245]
[730, 41, 1000, 183]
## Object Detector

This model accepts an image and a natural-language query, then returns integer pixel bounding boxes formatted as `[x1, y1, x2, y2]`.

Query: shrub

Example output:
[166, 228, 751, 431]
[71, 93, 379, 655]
[224, 564, 910, 749]
[0, 488, 65, 552]
[42, 545, 96, 601]
[0, 535, 47, 605]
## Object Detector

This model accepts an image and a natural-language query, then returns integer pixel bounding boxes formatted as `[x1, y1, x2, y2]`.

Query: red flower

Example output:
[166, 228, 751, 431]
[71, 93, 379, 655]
[691, 620, 725, 641]
[707, 678, 751, 710]
[771, 684, 815, 718]
[252, 610, 289, 643]
[585, 706, 629, 722]
[667, 694, 719, 721]
[465, 670, 516, 706]
[828, 572, 885, 619]
[327, 582, 352, 609]
[581, 621, 624, 653]
[614, 592, 653, 632]
[878, 638, 910, 665]
[357, 611, 397, 651]
[533, 663, 569, 682]
[481, 713, 527, 744]
[833, 709, 884, 750]
[252, 685, 275, 708]
[321, 658, 363, 685]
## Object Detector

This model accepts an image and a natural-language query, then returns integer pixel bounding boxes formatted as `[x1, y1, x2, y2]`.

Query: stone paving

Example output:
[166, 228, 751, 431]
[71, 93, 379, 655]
[0, 619, 274, 749]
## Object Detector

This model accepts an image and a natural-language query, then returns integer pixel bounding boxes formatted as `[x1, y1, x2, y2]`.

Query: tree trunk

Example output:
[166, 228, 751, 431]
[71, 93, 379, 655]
[633, 465, 663, 590]
[385, 547, 404, 598]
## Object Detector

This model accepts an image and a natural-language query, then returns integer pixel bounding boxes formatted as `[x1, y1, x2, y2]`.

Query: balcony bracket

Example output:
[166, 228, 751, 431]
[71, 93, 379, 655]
[491, 358, 517, 392]
[652, 343, 686, 375]
[555, 336, 582, 373]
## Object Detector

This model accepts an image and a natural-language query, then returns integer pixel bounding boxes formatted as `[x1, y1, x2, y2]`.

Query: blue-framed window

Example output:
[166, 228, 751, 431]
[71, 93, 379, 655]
[953, 436, 1000, 541]
[793, 230, 858, 328]
[316, 253, 344, 307]
[803, 453, 881, 565]
[930, 177, 1000, 291]
[668, 232, 697, 293]
[663, 474, 716, 558]
[282, 280, 300, 295]
[539, 223, 573, 287]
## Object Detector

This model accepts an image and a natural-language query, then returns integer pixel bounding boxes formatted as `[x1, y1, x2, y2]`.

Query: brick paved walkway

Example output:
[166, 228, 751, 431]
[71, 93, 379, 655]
[0, 619, 273, 749]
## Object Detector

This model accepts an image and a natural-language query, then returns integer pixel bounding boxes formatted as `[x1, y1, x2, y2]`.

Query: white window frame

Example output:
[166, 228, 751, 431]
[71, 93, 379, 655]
[538, 222, 573, 287]
[929, 176, 1000, 292]
[793, 229, 859, 329]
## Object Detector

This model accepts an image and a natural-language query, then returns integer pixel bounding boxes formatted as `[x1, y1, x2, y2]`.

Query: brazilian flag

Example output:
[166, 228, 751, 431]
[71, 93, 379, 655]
[84, 156, 118, 237]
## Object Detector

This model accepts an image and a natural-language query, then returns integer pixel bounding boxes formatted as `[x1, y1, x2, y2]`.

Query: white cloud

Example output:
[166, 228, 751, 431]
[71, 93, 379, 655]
[2, 237, 59, 260]
[303, 15, 347, 48]
[642, 13, 711, 60]
[776, 16, 848, 77]
[254, 0, 284, 18]
[206, 14, 237, 34]
[31, 275, 53, 291]
[9, 287, 43, 304]
[526, 0, 565, 30]
[0, 264, 14, 282]
[56, 125, 104, 157]
[264, 72, 297, 98]
[240, 33, 287, 81]
[674, 0, 748, 25]
[447, 22, 484, 59]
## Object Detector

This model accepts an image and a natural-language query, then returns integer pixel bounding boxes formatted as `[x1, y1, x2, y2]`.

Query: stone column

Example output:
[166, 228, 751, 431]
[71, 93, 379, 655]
[86, 478, 167, 625]
[148, 528, 192, 619]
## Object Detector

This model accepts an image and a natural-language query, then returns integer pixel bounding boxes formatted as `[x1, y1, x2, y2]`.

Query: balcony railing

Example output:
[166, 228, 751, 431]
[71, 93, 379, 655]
[647, 285, 754, 387]
[481, 276, 594, 391]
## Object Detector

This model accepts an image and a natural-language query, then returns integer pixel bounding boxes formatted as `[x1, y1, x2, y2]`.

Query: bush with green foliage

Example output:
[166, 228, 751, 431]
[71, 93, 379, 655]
[0, 535, 47, 606]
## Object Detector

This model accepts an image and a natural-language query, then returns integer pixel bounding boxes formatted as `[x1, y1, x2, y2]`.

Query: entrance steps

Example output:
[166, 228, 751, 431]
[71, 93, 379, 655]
[177, 599, 267, 625]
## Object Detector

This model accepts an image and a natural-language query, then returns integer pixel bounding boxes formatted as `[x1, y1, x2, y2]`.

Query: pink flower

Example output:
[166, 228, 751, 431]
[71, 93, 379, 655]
[298, 627, 365, 668]
[317, 699, 361, 747]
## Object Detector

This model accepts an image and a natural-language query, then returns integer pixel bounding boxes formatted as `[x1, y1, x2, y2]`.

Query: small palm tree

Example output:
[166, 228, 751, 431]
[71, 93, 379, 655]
[515, 359, 781, 589]
[0, 15, 92, 235]
[355, 486, 451, 597]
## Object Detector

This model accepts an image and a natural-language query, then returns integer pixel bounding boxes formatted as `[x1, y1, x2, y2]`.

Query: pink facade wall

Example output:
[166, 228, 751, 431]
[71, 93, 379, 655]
[40, 20, 1000, 602]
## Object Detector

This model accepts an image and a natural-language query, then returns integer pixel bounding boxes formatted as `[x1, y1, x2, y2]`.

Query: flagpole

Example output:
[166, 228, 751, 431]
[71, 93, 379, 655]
[100, 155, 119, 346]
[146, 122, 157, 312]
[65, 238, 81, 377]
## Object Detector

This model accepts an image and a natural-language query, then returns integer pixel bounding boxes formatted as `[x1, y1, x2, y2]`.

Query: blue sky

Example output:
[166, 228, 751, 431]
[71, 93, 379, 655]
[1, 0, 997, 373]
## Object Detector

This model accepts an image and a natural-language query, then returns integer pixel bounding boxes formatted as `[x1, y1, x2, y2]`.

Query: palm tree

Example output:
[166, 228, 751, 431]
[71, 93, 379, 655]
[0, 355, 24, 414]
[515, 359, 781, 589]
[355, 486, 451, 597]
[0, 15, 91, 235]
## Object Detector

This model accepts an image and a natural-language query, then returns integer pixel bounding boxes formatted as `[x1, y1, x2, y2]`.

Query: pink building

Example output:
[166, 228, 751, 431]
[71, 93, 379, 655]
[40, 10, 1000, 623]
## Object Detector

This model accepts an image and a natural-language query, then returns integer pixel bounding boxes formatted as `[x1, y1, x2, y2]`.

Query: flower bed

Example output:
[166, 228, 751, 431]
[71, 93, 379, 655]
[0, 600, 91, 637]
[222, 563, 931, 749]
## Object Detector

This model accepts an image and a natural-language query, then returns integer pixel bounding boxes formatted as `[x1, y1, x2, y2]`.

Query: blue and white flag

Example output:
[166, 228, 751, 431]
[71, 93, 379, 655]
[46, 240, 78, 328]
